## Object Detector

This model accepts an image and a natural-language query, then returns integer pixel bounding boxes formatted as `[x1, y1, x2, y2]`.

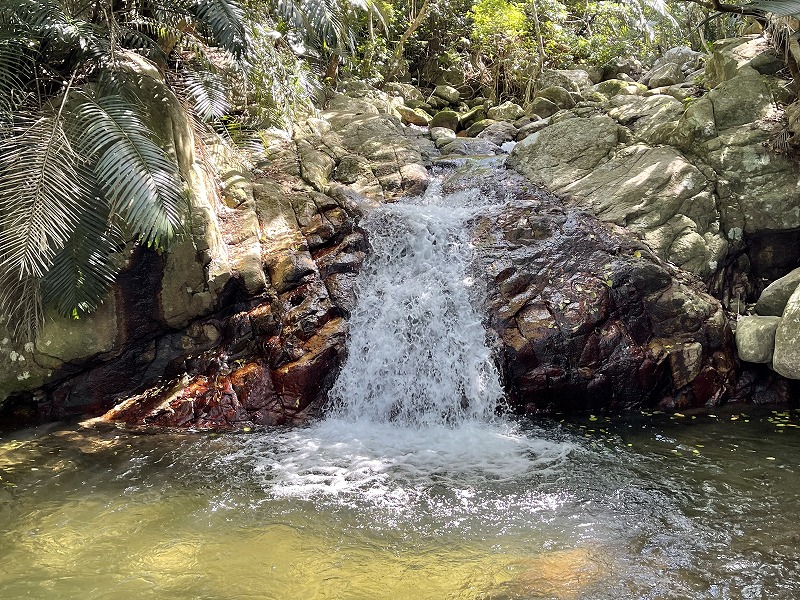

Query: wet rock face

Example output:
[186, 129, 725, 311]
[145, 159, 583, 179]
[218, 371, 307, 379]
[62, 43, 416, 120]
[463, 170, 736, 414]
[98, 172, 366, 430]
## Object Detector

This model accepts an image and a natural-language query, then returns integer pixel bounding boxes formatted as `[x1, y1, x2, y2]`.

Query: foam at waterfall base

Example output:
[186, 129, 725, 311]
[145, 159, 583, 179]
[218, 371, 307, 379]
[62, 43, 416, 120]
[237, 419, 578, 521]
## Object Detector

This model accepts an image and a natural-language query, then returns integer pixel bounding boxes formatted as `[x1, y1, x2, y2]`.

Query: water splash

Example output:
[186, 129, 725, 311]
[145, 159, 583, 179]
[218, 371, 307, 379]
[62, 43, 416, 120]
[328, 182, 505, 426]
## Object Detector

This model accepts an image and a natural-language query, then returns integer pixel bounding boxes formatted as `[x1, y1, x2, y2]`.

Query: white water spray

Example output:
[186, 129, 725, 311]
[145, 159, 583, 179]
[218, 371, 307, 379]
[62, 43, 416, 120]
[328, 182, 505, 426]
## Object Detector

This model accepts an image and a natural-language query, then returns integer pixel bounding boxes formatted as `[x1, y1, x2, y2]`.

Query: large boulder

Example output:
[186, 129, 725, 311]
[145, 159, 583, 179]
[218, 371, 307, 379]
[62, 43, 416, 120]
[528, 97, 559, 118]
[487, 101, 526, 121]
[508, 115, 620, 189]
[756, 267, 800, 316]
[536, 86, 576, 109]
[594, 79, 647, 98]
[397, 105, 431, 126]
[646, 62, 684, 88]
[705, 36, 785, 88]
[433, 84, 460, 104]
[538, 69, 594, 92]
[640, 46, 702, 86]
[773, 285, 800, 378]
[508, 116, 728, 279]
[429, 109, 460, 131]
[476, 121, 518, 146]
[454, 167, 735, 413]
[606, 94, 684, 144]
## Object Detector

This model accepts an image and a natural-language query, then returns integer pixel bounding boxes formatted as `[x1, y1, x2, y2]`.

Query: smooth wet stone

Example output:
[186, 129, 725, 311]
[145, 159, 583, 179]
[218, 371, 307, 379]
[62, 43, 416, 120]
[756, 268, 800, 316]
[736, 316, 782, 363]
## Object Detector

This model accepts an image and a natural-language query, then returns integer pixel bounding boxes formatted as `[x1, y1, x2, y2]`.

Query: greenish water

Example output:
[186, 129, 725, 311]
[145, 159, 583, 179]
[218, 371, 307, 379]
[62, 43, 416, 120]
[1, 410, 799, 599]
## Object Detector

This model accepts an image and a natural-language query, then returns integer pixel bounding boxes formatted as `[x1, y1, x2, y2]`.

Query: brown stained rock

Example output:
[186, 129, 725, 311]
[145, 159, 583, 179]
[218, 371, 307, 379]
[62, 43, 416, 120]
[86, 160, 366, 430]
[272, 318, 348, 418]
[467, 168, 736, 414]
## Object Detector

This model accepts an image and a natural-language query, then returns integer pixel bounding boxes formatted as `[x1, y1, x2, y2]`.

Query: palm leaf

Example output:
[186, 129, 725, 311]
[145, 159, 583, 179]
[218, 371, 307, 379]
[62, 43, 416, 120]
[182, 64, 230, 120]
[0, 39, 36, 114]
[276, 0, 347, 51]
[41, 187, 124, 317]
[118, 26, 170, 65]
[745, 0, 800, 15]
[0, 110, 85, 280]
[0, 271, 43, 341]
[66, 92, 186, 246]
[189, 0, 247, 59]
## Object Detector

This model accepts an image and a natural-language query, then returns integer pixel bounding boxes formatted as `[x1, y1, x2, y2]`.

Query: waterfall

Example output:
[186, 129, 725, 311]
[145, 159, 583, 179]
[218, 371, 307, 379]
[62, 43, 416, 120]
[244, 178, 573, 504]
[328, 181, 505, 426]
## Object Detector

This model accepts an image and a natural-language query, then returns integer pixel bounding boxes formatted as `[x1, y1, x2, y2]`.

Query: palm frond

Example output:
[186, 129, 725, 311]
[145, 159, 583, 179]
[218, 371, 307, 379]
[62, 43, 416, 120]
[118, 26, 169, 65]
[745, 0, 800, 16]
[189, 0, 247, 59]
[42, 190, 124, 317]
[0, 39, 36, 114]
[0, 109, 85, 280]
[0, 271, 43, 341]
[67, 92, 186, 247]
[276, 0, 348, 51]
[182, 64, 230, 120]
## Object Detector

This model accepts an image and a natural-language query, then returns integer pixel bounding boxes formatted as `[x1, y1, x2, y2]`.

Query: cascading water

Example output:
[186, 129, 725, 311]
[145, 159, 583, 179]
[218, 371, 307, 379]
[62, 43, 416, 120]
[328, 180, 504, 426]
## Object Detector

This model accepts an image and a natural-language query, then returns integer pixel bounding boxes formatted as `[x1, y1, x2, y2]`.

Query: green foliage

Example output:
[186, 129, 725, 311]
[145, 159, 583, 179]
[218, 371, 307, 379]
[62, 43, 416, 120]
[469, 0, 527, 53]
[243, 5, 321, 129]
[0, 0, 248, 340]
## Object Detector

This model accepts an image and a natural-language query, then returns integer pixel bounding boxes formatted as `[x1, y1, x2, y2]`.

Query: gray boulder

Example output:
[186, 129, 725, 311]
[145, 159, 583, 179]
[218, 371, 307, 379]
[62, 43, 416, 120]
[735, 316, 782, 363]
[773, 285, 800, 378]
[433, 84, 460, 104]
[641, 46, 702, 85]
[465, 118, 496, 137]
[594, 79, 648, 98]
[607, 94, 684, 144]
[459, 105, 487, 129]
[647, 62, 684, 88]
[429, 109, 460, 131]
[756, 268, 800, 316]
[487, 101, 526, 121]
[705, 36, 785, 88]
[383, 82, 424, 103]
[537, 85, 577, 109]
[476, 121, 518, 145]
[430, 126, 456, 144]
[516, 119, 550, 141]
[538, 68, 594, 91]
[508, 115, 620, 189]
[396, 105, 431, 126]
[439, 138, 501, 156]
[528, 97, 559, 118]
[508, 116, 728, 278]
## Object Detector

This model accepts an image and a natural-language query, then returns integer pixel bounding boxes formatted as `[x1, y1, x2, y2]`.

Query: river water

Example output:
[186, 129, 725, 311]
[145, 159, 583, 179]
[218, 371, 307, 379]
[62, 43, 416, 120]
[1, 182, 799, 599]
